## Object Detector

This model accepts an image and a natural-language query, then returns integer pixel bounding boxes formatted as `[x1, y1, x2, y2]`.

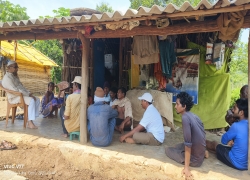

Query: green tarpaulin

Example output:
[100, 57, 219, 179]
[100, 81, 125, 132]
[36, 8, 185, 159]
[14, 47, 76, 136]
[174, 42, 232, 129]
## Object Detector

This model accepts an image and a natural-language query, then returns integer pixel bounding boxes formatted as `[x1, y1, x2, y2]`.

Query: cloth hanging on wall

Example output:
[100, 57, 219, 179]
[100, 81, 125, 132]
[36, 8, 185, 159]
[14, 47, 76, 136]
[130, 55, 140, 88]
[159, 40, 176, 78]
[154, 61, 167, 90]
[132, 36, 159, 64]
[173, 42, 232, 129]
[165, 49, 200, 104]
[217, 11, 247, 42]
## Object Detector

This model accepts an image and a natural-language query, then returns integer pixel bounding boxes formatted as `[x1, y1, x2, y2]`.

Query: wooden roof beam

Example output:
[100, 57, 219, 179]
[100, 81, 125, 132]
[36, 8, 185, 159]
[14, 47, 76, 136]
[1, 16, 250, 40]
[85, 16, 250, 38]
[0, 31, 77, 40]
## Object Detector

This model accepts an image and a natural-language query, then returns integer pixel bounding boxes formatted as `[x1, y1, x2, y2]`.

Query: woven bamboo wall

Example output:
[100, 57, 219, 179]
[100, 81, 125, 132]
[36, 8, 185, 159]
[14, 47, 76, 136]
[0, 60, 51, 97]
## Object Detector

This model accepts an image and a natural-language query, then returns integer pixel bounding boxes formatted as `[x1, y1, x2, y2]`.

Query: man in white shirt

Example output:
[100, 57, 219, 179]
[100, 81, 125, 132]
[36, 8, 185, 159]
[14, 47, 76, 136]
[2, 60, 40, 129]
[119, 93, 165, 146]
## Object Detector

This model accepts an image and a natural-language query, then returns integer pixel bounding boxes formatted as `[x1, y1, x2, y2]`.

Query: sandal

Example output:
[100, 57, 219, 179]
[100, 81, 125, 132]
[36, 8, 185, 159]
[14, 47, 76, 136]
[0, 140, 17, 150]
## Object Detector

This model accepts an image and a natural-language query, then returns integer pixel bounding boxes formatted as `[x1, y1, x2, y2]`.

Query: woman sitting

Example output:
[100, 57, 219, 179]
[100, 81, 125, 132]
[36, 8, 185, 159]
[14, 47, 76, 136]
[41, 82, 64, 118]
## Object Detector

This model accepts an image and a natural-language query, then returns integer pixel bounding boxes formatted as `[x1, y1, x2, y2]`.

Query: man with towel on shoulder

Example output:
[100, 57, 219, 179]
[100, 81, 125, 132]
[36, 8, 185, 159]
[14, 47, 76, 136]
[2, 60, 40, 129]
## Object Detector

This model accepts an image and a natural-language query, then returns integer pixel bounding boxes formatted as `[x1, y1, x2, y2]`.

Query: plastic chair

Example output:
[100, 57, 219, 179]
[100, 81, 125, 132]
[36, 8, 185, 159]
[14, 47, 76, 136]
[0, 81, 28, 128]
[69, 131, 80, 141]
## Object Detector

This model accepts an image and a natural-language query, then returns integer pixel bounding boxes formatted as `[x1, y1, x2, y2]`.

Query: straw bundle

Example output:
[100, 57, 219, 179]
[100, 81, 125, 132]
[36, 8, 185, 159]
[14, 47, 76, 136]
[17, 61, 51, 95]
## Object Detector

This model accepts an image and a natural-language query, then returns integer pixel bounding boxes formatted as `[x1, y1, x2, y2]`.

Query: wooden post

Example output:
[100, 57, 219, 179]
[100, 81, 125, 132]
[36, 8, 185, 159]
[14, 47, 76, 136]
[14, 40, 17, 61]
[248, 29, 250, 174]
[78, 32, 89, 143]
[90, 39, 94, 96]
[119, 38, 123, 87]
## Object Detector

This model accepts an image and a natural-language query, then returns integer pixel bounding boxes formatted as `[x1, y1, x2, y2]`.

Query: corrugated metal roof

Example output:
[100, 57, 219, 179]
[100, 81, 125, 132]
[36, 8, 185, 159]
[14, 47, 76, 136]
[0, 0, 249, 29]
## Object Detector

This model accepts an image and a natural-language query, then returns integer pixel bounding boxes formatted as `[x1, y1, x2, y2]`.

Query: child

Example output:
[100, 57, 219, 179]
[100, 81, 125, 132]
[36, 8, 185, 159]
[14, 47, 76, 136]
[41, 82, 64, 118]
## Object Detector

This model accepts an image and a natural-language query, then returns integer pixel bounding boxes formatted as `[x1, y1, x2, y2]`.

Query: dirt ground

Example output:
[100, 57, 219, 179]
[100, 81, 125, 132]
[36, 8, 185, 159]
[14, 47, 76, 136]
[0, 143, 104, 180]
[0, 112, 249, 180]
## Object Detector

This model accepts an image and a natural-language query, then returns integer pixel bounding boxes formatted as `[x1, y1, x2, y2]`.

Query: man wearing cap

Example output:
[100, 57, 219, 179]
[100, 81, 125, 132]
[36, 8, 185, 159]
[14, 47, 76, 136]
[2, 60, 40, 129]
[63, 76, 81, 136]
[87, 87, 118, 147]
[119, 93, 165, 146]
[112, 87, 133, 133]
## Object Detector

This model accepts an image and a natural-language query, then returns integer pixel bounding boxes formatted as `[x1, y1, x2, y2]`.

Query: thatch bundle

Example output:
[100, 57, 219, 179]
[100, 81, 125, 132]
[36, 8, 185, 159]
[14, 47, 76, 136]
[17, 61, 51, 95]
[70, 8, 101, 16]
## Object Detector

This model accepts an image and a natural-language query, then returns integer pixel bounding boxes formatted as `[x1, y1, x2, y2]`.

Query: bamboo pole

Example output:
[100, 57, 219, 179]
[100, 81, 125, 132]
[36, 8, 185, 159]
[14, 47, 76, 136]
[78, 32, 89, 143]
[14, 40, 17, 61]
[248, 29, 250, 174]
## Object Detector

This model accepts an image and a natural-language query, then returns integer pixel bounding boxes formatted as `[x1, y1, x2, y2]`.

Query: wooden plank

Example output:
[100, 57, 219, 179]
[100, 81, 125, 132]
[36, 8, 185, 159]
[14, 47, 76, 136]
[119, 38, 123, 87]
[78, 32, 89, 144]
[86, 16, 250, 38]
[0, 31, 78, 40]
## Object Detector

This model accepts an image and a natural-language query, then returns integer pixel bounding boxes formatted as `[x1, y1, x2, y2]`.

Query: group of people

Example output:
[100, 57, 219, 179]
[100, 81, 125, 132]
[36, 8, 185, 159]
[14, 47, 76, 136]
[87, 86, 165, 147]
[2, 60, 249, 179]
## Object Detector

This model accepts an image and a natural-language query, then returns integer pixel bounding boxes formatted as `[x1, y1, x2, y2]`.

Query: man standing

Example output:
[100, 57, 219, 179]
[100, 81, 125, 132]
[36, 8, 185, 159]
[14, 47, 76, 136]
[206, 99, 248, 170]
[119, 93, 164, 146]
[2, 60, 40, 129]
[87, 87, 118, 147]
[165, 92, 206, 180]
[112, 87, 133, 133]
[63, 76, 81, 135]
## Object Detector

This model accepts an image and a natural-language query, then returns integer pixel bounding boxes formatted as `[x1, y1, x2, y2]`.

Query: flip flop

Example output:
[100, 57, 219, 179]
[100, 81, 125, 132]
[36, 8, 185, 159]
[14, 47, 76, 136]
[0, 140, 17, 150]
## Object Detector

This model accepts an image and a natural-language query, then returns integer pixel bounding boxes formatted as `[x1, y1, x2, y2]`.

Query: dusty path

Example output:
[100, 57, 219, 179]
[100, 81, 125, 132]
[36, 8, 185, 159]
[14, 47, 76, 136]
[0, 116, 250, 180]
[0, 143, 103, 180]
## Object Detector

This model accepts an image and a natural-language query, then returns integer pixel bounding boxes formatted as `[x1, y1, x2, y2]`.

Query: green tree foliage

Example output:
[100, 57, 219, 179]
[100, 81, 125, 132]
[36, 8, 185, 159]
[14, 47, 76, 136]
[52, 7, 70, 17]
[0, 0, 29, 22]
[33, 40, 63, 83]
[229, 40, 248, 106]
[230, 87, 241, 108]
[130, 0, 164, 9]
[34, 8, 70, 83]
[129, 0, 215, 9]
[96, 2, 114, 13]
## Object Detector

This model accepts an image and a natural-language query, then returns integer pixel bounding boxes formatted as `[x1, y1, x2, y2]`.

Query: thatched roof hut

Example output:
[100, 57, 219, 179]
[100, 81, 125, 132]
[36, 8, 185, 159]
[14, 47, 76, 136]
[0, 41, 58, 96]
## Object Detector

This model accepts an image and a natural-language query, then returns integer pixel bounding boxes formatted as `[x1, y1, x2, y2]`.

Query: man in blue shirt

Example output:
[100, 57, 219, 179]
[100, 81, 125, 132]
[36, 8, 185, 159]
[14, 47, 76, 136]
[87, 87, 118, 147]
[206, 98, 248, 170]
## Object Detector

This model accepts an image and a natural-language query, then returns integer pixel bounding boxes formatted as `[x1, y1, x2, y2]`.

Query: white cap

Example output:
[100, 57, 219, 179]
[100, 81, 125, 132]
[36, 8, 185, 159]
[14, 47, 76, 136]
[72, 76, 82, 84]
[138, 93, 154, 103]
[7, 60, 17, 67]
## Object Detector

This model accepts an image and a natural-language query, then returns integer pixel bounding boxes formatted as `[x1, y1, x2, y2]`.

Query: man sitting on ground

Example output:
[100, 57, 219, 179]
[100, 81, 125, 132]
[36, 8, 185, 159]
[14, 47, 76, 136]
[112, 87, 133, 133]
[109, 87, 117, 106]
[206, 98, 248, 170]
[88, 87, 118, 147]
[2, 60, 40, 129]
[119, 93, 164, 146]
[165, 92, 206, 180]
[62, 76, 81, 137]
[225, 85, 248, 130]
